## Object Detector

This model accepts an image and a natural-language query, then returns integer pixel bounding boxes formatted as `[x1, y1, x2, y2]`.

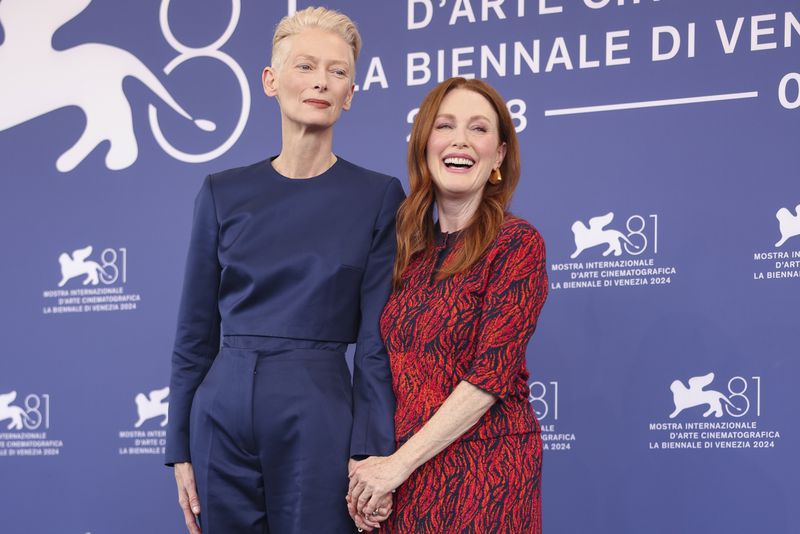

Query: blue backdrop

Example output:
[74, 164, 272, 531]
[1, 1, 797, 532]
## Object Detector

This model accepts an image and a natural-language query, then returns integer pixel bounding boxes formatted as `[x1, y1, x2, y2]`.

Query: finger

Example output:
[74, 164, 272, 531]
[351, 483, 366, 512]
[175, 482, 192, 521]
[348, 473, 360, 494]
[178, 489, 202, 534]
[348, 461, 362, 477]
[374, 500, 393, 520]
[181, 504, 202, 534]
[184, 479, 201, 516]
[372, 509, 391, 522]
[360, 511, 381, 530]
[378, 493, 393, 511]
[346, 494, 358, 517]
[356, 486, 372, 513]
[365, 493, 385, 520]
[176, 465, 202, 516]
[354, 514, 373, 532]
[175, 466, 202, 534]
[347, 506, 358, 524]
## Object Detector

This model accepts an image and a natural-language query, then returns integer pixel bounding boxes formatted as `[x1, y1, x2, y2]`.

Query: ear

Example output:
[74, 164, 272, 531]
[342, 82, 355, 111]
[262, 66, 278, 98]
[495, 141, 507, 169]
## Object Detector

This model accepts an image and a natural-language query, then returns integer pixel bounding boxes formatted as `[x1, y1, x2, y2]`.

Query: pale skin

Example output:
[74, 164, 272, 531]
[347, 88, 508, 517]
[173, 26, 390, 533]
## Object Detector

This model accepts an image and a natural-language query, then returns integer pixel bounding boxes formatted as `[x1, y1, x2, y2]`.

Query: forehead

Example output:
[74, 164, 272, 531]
[284, 27, 352, 65]
[437, 88, 498, 122]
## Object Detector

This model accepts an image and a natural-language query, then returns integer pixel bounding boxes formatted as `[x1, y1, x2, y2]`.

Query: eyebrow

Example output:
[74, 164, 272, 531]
[435, 113, 493, 122]
[293, 54, 350, 67]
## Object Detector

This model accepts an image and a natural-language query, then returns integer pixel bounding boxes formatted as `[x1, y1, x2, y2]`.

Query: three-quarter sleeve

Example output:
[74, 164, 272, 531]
[350, 178, 406, 457]
[462, 223, 548, 400]
[165, 176, 222, 466]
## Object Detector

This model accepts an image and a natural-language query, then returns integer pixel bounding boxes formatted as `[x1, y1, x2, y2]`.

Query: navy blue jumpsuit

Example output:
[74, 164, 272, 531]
[165, 157, 404, 533]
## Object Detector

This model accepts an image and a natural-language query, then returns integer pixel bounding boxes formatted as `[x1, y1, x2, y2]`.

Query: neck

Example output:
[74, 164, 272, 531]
[272, 117, 336, 178]
[435, 192, 482, 233]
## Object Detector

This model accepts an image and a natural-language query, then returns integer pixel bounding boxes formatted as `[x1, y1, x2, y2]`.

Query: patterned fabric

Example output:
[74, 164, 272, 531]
[384, 433, 542, 534]
[379, 216, 548, 533]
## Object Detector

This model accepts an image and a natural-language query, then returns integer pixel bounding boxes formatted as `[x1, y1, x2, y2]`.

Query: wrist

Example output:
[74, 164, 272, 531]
[391, 450, 415, 480]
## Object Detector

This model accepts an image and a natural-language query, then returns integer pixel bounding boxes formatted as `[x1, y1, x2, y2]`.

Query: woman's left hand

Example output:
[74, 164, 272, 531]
[348, 455, 411, 517]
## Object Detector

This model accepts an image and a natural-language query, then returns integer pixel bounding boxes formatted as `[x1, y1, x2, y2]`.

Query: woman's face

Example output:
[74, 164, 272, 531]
[263, 27, 355, 130]
[425, 88, 506, 202]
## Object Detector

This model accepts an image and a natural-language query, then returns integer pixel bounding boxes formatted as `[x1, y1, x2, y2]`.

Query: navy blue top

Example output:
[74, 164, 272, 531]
[165, 157, 405, 465]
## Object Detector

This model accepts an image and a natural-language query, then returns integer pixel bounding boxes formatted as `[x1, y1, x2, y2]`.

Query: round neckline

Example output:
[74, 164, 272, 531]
[264, 155, 341, 182]
[434, 223, 463, 247]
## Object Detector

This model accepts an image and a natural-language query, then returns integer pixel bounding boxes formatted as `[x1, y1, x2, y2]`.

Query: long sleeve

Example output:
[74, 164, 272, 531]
[462, 224, 548, 400]
[350, 178, 405, 457]
[165, 176, 222, 466]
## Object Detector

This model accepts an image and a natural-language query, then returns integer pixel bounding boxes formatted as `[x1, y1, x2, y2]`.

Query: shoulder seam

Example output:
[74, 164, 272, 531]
[204, 175, 220, 229]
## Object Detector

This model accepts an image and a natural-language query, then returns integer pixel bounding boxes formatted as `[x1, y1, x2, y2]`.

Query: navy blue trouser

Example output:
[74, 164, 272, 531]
[189, 336, 357, 533]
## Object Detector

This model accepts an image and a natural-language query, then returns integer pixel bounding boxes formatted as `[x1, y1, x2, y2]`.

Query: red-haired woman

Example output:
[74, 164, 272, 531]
[347, 77, 548, 533]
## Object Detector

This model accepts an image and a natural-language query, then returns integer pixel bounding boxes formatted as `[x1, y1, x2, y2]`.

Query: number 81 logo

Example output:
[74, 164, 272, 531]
[529, 381, 558, 421]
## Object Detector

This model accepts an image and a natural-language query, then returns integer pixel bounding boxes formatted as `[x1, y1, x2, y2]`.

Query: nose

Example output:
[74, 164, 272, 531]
[313, 75, 328, 91]
[451, 128, 469, 148]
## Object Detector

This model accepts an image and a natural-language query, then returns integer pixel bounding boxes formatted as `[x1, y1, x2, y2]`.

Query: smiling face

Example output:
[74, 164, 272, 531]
[425, 88, 507, 202]
[262, 27, 355, 130]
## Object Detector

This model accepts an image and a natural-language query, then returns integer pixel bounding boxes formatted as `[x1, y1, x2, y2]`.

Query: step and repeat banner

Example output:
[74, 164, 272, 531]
[1, 0, 797, 532]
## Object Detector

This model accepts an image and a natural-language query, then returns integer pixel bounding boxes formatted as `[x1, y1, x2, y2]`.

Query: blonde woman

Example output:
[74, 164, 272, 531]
[166, 8, 403, 533]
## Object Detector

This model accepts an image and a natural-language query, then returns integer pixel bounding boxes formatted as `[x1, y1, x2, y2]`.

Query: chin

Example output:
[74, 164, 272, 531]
[285, 109, 339, 130]
[434, 183, 481, 199]
[305, 119, 337, 129]
[433, 174, 474, 191]
[294, 116, 337, 130]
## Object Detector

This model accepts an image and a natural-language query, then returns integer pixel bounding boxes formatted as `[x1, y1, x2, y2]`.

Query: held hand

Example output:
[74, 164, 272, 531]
[347, 491, 393, 530]
[347, 459, 389, 531]
[348, 455, 409, 518]
[174, 462, 202, 534]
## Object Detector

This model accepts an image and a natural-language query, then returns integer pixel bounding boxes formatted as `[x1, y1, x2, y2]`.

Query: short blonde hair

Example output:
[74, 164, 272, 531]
[271, 7, 361, 75]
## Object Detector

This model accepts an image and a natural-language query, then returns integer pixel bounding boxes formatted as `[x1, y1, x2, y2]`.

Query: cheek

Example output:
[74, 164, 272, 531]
[334, 82, 352, 104]
[426, 133, 448, 158]
[426, 153, 441, 181]
[425, 139, 439, 166]
[476, 138, 500, 161]
[284, 73, 308, 93]
[278, 82, 298, 102]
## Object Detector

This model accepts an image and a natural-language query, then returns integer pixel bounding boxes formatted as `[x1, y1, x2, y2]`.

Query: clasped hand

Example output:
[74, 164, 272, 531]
[346, 456, 410, 531]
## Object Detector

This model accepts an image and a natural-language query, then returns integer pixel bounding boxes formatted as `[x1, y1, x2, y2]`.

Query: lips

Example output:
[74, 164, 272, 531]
[304, 99, 331, 109]
[442, 153, 475, 170]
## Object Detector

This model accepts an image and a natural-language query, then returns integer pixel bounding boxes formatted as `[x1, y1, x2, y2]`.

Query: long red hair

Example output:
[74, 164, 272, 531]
[393, 77, 521, 287]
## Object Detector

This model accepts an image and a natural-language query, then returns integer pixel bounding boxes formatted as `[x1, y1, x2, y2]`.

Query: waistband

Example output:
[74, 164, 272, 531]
[221, 335, 347, 353]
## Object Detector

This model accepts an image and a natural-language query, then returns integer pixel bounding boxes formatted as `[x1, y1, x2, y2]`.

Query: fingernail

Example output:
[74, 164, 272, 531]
[192, 507, 200, 514]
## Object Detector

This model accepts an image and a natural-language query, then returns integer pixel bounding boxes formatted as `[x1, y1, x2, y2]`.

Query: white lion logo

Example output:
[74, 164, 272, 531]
[669, 373, 741, 419]
[0, 0, 214, 172]
[570, 212, 640, 259]
[775, 204, 800, 247]
[134, 387, 169, 428]
[57, 245, 108, 287]
[0, 391, 34, 430]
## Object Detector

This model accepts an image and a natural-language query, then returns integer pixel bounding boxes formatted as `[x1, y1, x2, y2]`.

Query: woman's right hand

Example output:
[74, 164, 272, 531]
[174, 462, 202, 534]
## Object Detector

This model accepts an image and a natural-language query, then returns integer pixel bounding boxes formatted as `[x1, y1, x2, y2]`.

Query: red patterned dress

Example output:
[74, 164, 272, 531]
[379, 217, 548, 534]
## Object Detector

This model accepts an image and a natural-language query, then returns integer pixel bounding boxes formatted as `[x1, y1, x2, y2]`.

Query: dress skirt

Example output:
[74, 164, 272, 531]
[384, 432, 542, 534]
